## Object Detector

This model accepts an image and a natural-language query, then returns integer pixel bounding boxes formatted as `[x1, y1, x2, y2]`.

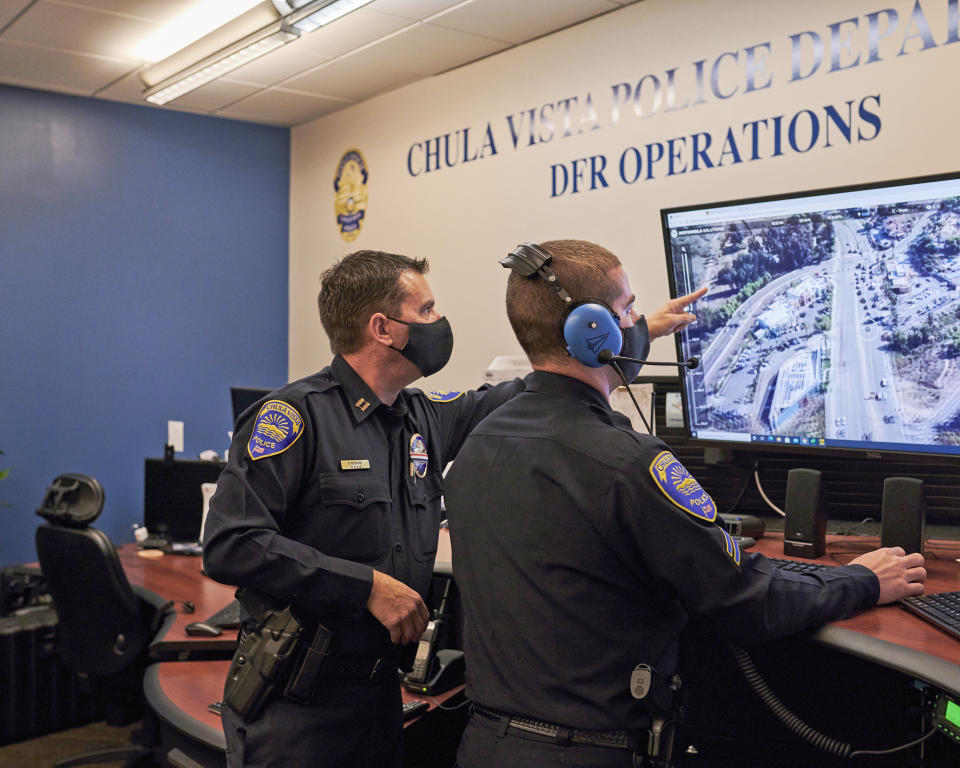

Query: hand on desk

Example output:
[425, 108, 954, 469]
[851, 547, 927, 604]
[367, 569, 430, 644]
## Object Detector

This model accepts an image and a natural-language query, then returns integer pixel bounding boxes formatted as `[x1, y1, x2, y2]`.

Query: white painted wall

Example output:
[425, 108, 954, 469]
[290, 0, 960, 390]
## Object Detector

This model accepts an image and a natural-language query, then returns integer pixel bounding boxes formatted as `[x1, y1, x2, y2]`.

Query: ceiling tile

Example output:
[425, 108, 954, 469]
[292, 6, 414, 60]
[430, 0, 619, 44]
[4, 0, 153, 61]
[364, 0, 468, 22]
[95, 67, 151, 102]
[227, 34, 331, 86]
[0, 40, 136, 94]
[0, 0, 639, 127]
[283, 56, 421, 101]
[0, 0, 34, 30]
[216, 86, 349, 125]
[165, 77, 264, 111]
[52, 1, 200, 22]
[347, 22, 509, 76]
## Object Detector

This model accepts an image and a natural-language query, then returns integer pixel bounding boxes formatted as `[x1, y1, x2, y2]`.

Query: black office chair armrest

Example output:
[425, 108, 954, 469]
[131, 584, 177, 641]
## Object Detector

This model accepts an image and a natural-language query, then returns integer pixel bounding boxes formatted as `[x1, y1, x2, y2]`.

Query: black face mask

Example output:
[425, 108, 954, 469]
[615, 316, 651, 383]
[387, 316, 454, 377]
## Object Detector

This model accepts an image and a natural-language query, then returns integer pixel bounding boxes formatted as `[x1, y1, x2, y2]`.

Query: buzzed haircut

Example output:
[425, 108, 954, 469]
[318, 250, 428, 354]
[506, 239, 621, 364]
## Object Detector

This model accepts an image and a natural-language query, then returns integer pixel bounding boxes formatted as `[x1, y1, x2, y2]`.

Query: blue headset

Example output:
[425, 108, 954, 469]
[499, 242, 623, 367]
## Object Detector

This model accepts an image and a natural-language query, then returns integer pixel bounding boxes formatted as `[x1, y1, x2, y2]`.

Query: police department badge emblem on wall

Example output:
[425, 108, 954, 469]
[333, 148, 368, 242]
[409, 433, 428, 478]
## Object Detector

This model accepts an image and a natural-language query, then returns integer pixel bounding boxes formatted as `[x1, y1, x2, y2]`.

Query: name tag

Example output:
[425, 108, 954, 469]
[340, 459, 371, 470]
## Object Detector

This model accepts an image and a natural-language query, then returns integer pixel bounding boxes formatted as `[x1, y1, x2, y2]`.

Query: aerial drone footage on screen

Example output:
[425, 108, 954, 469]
[663, 172, 960, 457]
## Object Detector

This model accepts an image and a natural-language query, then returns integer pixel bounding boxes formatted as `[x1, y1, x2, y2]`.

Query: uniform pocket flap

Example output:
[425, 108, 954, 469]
[405, 471, 443, 506]
[320, 474, 391, 510]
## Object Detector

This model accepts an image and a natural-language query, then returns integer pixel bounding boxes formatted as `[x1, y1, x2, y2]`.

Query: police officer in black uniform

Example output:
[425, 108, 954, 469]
[202, 250, 530, 768]
[444, 239, 927, 768]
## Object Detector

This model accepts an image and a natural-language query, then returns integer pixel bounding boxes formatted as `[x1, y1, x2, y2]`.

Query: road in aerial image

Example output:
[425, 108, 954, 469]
[671, 193, 960, 450]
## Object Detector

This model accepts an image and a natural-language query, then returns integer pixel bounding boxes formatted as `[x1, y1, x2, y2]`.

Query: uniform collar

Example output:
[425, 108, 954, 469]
[524, 370, 612, 411]
[332, 355, 384, 423]
[331, 355, 409, 423]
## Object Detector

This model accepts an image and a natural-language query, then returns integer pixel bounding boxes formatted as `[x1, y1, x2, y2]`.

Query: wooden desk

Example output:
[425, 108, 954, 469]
[118, 544, 239, 658]
[751, 531, 960, 696]
[144, 661, 227, 767]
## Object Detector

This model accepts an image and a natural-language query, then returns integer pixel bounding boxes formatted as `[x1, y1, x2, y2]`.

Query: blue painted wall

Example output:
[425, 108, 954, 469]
[0, 85, 289, 567]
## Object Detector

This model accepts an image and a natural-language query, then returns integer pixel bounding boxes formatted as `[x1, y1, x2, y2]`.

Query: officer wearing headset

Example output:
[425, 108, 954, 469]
[201, 249, 705, 768]
[444, 239, 927, 768]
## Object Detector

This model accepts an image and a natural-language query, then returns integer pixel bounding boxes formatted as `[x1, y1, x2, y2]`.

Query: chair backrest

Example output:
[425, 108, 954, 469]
[35, 523, 150, 676]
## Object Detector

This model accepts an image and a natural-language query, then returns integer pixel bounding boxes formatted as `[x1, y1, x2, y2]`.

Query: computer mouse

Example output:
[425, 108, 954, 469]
[185, 621, 223, 637]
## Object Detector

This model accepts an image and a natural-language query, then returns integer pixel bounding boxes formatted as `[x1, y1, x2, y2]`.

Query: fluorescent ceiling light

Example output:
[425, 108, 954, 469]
[274, 0, 377, 33]
[140, 0, 372, 106]
[133, 0, 266, 63]
[144, 25, 298, 105]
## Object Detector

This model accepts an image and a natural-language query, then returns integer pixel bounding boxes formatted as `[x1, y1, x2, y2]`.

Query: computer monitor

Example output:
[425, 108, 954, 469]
[144, 458, 225, 542]
[662, 171, 960, 459]
[230, 386, 274, 425]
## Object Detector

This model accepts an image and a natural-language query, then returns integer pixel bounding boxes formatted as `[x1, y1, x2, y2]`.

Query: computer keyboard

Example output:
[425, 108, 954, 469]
[767, 557, 834, 574]
[202, 599, 242, 629]
[900, 592, 960, 641]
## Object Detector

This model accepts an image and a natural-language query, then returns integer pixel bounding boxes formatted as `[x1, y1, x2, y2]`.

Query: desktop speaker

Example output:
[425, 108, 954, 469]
[783, 468, 826, 558]
[880, 477, 925, 554]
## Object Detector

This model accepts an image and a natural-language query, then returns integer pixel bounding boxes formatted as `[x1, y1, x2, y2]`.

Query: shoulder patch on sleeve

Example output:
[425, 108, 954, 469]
[426, 390, 464, 403]
[648, 450, 718, 523]
[247, 400, 304, 461]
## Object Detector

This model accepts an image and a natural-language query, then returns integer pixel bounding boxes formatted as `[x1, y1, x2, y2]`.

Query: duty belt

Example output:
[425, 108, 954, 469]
[239, 626, 396, 686]
[472, 704, 649, 751]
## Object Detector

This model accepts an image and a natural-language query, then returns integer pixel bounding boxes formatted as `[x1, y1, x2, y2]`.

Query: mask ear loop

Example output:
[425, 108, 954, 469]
[384, 315, 410, 353]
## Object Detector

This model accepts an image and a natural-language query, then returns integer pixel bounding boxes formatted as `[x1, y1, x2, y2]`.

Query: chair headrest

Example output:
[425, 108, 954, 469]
[36, 474, 104, 528]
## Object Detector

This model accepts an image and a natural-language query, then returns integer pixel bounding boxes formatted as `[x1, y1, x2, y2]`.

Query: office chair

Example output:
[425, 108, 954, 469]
[35, 473, 168, 768]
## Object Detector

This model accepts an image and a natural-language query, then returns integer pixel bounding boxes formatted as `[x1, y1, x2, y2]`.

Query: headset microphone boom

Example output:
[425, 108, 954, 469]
[597, 349, 700, 370]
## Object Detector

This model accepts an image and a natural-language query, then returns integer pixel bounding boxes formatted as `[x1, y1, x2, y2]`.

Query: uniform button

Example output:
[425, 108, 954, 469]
[356, 491, 365, 502]
[395, 543, 402, 552]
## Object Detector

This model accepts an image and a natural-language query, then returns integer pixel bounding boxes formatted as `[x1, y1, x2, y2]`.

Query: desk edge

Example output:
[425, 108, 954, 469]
[144, 664, 227, 751]
[811, 624, 960, 698]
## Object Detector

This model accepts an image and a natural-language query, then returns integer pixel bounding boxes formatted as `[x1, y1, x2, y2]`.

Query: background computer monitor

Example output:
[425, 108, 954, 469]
[662, 171, 960, 460]
[230, 386, 274, 425]
[144, 458, 225, 542]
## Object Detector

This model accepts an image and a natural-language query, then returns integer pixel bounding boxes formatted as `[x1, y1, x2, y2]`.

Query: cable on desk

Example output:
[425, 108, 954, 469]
[753, 463, 785, 518]
[836, 518, 877, 537]
[430, 695, 471, 712]
[723, 459, 756, 516]
[849, 727, 937, 757]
